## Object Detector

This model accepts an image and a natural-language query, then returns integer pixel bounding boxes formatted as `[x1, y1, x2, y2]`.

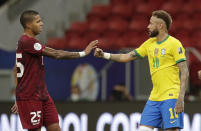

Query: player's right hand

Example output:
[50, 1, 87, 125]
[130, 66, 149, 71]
[84, 40, 98, 55]
[11, 102, 18, 114]
[94, 48, 104, 58]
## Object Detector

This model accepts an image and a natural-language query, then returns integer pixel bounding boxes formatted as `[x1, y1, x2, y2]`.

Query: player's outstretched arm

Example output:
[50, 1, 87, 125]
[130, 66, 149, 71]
[94, 48, 139, 62]
[42, 40, 98, 59]
[175, 61, 189, 113]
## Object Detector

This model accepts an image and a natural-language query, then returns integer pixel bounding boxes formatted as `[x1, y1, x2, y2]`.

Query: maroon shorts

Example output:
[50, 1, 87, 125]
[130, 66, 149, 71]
[17, 96, 59, 129]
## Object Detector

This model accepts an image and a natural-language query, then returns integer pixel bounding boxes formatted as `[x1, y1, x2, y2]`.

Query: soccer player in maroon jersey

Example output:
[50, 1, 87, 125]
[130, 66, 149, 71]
[10, 10, 98, 131]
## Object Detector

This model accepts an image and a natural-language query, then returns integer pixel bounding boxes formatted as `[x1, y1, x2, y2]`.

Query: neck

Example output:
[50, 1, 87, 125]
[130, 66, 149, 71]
[156, 31, 168, 42]
[24, 29, 35, 38]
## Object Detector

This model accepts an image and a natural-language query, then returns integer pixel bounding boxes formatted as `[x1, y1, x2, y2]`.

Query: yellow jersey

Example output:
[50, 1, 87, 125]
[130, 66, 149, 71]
[134, 35, 186, 101]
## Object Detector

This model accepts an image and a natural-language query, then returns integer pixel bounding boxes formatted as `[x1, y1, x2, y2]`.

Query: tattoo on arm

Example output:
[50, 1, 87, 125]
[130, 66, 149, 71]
[177, 61, 189, 98]
[130, 53, 137, 58]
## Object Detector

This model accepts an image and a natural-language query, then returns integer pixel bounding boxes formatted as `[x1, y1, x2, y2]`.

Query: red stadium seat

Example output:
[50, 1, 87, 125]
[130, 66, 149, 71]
[87, 5, 112, 20]
[129, 18, 149, 32]
[161, 1, 181, 15]
[111, 4, 134, 19]
[179, 2, 193, 14]
[172, 13, 192, 31]
[174, 29, 192, 47]
[191, 0, 201, 12]
[192, 12, 201, 29]
[67, 22, 88, 35]
[192, 30, 201, 49]
[120, 31, 148, 47]
[66, 36, 88, 50]
[84, 31, 101, 43]
[97, 36, 120, 50]
[135, 2, 160, 15]
[107, 18, 129, 33]
[88, 20, 108, 34]
[110, 0, 129, 5]
[47, 38, 68, 49]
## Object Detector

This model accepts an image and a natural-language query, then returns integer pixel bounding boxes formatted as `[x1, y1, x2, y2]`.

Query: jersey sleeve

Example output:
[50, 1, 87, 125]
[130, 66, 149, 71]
[133, 39, 149, 59]
[22, 38, 45, 55]
[171, 41, 186, 64]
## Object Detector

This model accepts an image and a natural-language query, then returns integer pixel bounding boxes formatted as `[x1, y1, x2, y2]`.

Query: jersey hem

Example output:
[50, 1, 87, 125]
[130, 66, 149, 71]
[176, 58, 186, 64]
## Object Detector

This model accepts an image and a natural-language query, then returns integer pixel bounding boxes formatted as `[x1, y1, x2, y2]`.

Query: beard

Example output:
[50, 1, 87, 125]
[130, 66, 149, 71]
[149, 29, 159, 37]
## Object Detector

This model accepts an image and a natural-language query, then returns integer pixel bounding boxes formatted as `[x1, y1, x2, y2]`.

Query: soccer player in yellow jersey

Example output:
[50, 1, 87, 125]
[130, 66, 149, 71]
[94, 10, 189, 131]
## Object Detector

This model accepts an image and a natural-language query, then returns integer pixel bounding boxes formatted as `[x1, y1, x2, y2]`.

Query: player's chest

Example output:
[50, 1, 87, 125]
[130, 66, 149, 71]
[147, 44, 173, 66]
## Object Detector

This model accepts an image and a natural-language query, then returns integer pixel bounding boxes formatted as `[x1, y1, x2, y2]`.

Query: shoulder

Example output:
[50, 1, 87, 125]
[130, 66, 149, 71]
[140, 37, 156, 48]
[20, 35, 38, 45]
[168, 36, 182, 45]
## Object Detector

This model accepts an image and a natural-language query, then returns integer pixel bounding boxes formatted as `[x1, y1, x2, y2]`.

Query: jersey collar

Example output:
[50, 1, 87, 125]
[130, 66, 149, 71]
[156, 35, 169, 45]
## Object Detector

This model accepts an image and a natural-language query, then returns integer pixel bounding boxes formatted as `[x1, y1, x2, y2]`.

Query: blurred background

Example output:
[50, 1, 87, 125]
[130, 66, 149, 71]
[0, 0, 201, 130]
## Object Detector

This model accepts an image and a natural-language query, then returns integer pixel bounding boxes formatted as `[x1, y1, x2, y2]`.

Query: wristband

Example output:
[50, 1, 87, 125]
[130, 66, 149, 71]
[103, 52, 111, 60]
[79, 51, 86, 57]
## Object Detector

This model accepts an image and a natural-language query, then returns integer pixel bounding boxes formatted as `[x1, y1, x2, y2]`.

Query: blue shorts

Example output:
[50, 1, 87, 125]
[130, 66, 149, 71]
[140, 99, 184, 129]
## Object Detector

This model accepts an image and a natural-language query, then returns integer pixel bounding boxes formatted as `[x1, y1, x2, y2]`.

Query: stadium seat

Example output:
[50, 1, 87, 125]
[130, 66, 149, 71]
[192, 12, 201, 30]
[174, 29, 192, 47]
[110, 0, 129, 5]
[111, 4, 133, 20]
[135, 2, 159, 15]
[192, 30, 201, 49]
[84, 31, 101, 43]
[107, 18, 129, 33]
[129, 18, 149, 32]
[161, 1, 181, 15]
[97, 36, 119, 50]
[88, 20, 108, 34]
[47, 38, 68, 49]
[87, 5, 111, 20]
[65, 22, 88, 37]
[120, 31, 147, 47]
[191, 0, 201, 12]
[179, 2, 193, 14]
[67, 36, 88, 50]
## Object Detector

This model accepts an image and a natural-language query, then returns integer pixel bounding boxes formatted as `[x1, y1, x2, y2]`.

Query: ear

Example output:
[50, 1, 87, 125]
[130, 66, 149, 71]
[26, 22, 32, 29]
[159, 23, 163, 29]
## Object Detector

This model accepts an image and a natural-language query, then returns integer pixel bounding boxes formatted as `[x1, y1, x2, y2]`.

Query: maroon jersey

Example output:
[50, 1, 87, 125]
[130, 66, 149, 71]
[16, 35, 49, 101]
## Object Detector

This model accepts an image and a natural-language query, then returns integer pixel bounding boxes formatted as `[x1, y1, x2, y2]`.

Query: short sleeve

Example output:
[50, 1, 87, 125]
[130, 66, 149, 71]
[133, 39, 150, 59]
[22, 38, 45, 55]
[171, 41, 186, 64]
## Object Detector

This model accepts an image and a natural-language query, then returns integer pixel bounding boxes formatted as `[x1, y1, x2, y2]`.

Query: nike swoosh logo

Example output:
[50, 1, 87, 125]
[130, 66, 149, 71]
[170, 120, 176, 123]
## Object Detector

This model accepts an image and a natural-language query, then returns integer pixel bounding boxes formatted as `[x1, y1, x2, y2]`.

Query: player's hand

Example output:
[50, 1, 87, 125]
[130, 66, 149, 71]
[84, 40, 98, 55]
[198, 70, 201, 80]
[11, 102, 18, 114]
[175, 98, 184, 114]
[94, 48, 104, 58]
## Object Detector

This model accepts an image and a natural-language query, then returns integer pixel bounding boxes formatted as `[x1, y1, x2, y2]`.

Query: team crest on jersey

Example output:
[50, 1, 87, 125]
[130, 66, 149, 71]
[178, 47, 183, 54]
[34, 43, 42, 51]
[161, 48, 166, 55]
[154, 48, 159, 56]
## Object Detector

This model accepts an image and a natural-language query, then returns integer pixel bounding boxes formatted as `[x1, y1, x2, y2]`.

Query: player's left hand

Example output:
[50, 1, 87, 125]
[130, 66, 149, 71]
[84, 40, 98, 55]
[198, 70, 201, 80]
[11, 101, 18, 114]
[175, 98, 184, 114]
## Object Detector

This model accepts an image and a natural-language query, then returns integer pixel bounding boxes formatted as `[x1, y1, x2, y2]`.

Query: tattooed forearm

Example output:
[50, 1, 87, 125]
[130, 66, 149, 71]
[177, 61, 189, 98]
[130, 52, 137, 58]
[58, 50, 80, 59]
